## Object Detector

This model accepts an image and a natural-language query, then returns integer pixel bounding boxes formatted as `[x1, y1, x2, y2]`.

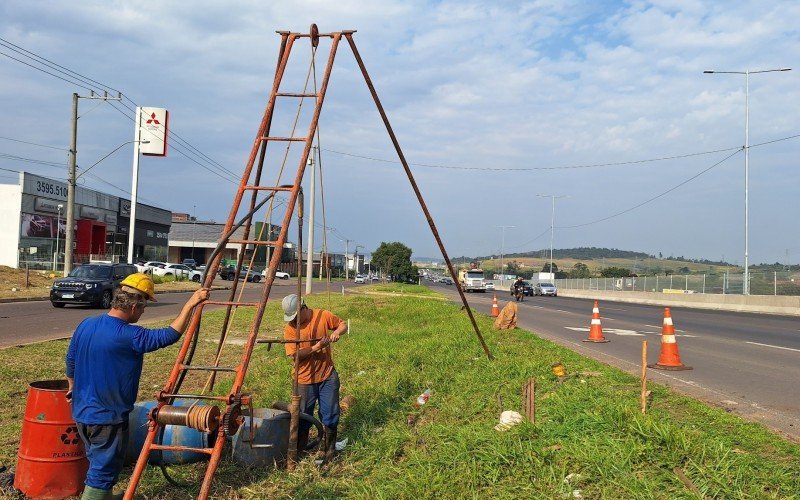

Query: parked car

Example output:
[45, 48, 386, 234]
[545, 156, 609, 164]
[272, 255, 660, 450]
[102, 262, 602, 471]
[152, 263, 193, 279]
[219, 265, 262, 282]
[136, 261, 166, 274]
[189, 268, 204, 282]
[534, 282, 558, 296]
[182, 258, 198, 269]
[354, 274, 366, 284]
[50, 263, 137, 308]
[509, 281, 534, 296]
[259, 269, 290, 281]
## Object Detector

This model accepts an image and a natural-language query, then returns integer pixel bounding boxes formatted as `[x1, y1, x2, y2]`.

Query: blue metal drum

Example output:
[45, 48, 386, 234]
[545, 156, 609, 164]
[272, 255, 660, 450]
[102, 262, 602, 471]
[125, 399, 213, 465]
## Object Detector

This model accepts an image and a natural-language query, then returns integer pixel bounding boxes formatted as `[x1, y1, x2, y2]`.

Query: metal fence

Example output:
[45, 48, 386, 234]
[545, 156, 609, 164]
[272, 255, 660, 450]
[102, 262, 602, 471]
[555, 271, 800, 296]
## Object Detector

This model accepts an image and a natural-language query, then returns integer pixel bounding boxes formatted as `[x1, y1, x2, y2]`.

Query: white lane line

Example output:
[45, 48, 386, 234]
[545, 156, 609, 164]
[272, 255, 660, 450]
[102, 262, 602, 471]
[745, 341, 800, 353]
[645, 324, 662, 329]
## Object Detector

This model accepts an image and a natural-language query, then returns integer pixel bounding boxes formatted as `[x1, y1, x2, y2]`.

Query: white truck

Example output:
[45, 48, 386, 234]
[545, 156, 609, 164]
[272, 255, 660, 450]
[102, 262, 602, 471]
[458, 268, 486, 292]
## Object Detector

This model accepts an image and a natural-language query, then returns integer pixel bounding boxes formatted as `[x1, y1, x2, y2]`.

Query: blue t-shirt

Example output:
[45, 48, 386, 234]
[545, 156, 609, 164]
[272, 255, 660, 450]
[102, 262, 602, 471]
[65, 314, 180, 424]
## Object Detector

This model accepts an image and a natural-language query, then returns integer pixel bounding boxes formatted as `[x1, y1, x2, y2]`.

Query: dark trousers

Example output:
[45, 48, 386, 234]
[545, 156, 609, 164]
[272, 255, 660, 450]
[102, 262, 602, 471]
[76, 421, 129, 490]
[299, 369, 340, 431]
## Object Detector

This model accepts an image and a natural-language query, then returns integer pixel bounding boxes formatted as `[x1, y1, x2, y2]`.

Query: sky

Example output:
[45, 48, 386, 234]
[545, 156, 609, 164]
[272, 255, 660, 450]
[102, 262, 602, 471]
[1, 1, 798, 266]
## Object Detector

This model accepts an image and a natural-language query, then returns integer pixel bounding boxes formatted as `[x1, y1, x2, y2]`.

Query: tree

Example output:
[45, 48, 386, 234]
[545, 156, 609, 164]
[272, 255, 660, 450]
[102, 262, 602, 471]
[569, 262, 592, 278]
[600, 266, 631, 278]
[371, 241, 415, 282]
[506, 261, 520, 276]
[542, 262, 559, 273]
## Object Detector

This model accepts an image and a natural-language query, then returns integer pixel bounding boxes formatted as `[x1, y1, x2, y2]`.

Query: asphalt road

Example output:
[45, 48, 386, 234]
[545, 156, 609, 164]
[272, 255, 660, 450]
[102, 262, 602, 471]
[429, 281, 800, 441]
[0, 279, 349, 349]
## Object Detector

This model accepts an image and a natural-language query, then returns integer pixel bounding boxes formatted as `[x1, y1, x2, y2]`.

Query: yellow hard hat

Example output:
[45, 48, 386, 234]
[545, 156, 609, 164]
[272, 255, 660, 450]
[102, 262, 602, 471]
[119, 273, 157, 301]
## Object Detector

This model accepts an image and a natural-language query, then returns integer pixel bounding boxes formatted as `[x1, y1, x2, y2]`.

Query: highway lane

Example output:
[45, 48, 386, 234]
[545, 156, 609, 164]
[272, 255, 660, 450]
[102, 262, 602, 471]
[429, 281, 800, 441]
[0, 279, 349, 349]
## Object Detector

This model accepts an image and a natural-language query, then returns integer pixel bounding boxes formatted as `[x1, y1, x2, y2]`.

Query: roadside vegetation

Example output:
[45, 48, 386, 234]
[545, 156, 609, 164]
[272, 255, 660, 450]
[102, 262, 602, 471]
[0, 291, 798, 497]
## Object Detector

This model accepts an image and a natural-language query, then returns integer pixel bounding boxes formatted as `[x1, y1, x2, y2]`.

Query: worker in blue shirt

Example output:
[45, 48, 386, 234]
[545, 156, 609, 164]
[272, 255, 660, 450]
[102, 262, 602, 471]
[65, 273, 209, 499]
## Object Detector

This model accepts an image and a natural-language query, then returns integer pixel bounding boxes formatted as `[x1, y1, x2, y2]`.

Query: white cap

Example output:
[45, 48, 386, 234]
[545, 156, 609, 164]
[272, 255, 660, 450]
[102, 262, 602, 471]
[282, 294, 304, 322]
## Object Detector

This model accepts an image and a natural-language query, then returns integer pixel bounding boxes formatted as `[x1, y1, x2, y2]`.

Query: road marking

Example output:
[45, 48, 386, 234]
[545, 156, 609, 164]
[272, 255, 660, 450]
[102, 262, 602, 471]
[564, 326, 644, 336]
[745, 341, 800, 353]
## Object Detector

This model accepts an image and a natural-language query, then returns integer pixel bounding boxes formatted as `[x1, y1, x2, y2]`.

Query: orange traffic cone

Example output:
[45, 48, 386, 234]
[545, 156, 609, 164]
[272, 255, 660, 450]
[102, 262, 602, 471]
[649, 307, 692, 371]
[583, 300, 609, 343]
[490, 294, 500, 317]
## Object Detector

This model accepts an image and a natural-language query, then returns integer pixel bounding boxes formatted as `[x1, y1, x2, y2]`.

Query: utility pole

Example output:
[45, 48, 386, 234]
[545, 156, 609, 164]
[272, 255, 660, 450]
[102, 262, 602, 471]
[345, 239, 351, 280]
[127, 107, 143, 264]
[305, 146, 317, 294]
[497, 225, 514, 287]
[537, 194, 567, 279]
[64, 91, 122, 275]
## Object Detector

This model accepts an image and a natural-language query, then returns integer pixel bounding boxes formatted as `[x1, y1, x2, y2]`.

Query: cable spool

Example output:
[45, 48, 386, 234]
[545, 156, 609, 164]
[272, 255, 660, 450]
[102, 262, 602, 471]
[154, 405, 221, 433]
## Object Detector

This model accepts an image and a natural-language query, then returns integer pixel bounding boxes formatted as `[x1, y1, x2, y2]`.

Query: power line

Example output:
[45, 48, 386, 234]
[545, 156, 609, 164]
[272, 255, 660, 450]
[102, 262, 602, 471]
[323, 145, 745, 171]
[0, 151, 65, 168]
[557, 149, 742, 229]
[0, 136, 68, 151]
[0, 37, 121, 94]
[0, 37, 237, 183]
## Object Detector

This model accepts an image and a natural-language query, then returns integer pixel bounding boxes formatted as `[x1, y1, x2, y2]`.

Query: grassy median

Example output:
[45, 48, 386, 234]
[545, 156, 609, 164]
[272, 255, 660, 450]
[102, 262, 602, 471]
[1, 288, 798, 498]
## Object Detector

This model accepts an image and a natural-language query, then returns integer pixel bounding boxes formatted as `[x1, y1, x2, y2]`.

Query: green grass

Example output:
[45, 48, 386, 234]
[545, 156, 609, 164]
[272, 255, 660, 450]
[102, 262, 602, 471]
[361, 283, 437, 296]
[1, 292, 798, 498]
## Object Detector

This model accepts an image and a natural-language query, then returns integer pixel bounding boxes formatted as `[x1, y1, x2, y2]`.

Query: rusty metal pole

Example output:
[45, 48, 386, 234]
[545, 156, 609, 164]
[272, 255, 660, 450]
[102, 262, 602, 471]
[288, 189, 304, 469]
[343, 32, 493, 360]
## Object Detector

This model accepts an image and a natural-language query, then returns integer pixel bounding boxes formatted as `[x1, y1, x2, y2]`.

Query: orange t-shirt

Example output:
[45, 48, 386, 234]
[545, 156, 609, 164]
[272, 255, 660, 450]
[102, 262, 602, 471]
[284, 309, 342, 384]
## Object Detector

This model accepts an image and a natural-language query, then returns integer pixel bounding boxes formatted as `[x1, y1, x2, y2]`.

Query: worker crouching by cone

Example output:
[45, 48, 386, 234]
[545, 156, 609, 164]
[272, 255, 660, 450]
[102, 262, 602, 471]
[583, 300, 609, 343]
[649, 307, 692, 371]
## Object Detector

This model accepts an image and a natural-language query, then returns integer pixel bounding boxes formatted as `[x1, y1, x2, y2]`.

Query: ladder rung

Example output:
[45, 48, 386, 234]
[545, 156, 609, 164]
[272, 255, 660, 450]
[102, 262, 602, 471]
[276, 92, 319, 97]
[181, 365, 238, 372]
[160, 393, 230, 402]
[243, 185, 294, 192]
[150, 444, 214, 455]
[261, 136, 307, 142]
[227, 239, 279, 247]
[206, 300, 261, 307]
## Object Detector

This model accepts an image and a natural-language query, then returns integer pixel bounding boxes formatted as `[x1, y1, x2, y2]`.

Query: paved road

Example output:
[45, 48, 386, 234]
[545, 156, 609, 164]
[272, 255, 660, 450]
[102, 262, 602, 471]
[429, 281, 800, 441]
[0, 279, 349, 349]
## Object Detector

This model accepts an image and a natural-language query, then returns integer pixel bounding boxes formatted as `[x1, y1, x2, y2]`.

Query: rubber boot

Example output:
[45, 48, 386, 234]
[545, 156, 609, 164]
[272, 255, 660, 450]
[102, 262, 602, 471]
[297, 427, 310, 457]
[323, 426, 337, 464]
[81, 485, 111, 500]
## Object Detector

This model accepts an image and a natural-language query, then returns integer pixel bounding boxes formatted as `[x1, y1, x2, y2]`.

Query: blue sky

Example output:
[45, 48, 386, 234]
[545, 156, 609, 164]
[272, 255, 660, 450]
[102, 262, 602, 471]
[1, 1, 798, 265]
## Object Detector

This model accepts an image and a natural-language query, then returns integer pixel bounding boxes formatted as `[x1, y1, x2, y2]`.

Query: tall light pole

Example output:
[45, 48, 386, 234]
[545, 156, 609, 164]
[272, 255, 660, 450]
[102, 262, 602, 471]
[537, 194, 567, 279]
[704, 67, 791, 294]
[305, 146, 317, 294]
[191, 204, 197, 262]
[497, 225, 515, 286]
[53, 204, 63, 271]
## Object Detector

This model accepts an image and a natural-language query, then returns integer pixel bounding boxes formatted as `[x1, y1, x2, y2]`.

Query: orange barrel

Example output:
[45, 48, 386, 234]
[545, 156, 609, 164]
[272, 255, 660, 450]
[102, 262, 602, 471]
[14, 380, 88, 498]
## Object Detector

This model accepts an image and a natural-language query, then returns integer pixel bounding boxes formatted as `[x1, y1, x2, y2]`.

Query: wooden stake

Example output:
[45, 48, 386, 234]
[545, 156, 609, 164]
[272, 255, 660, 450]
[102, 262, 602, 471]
[523, 378, 535, 423]
[641, 340, 647, 414]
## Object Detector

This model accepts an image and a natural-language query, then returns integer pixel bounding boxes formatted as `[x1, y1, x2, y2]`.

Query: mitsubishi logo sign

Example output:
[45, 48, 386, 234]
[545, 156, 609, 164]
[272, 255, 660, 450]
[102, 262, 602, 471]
[139, 107, 169, 156]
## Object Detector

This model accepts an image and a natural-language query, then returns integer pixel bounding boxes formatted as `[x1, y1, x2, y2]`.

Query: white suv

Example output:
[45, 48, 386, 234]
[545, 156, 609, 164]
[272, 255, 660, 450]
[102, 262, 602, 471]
[354, 275, 366, 284]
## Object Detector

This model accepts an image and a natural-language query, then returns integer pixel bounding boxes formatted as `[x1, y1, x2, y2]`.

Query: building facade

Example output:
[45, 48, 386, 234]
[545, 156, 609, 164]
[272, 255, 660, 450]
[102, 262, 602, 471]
[0, 172, 170, 270]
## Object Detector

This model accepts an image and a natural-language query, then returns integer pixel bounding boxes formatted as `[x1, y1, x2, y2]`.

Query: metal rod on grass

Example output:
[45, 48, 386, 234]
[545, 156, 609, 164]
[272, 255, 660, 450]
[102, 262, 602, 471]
[641, 340, 648, 414]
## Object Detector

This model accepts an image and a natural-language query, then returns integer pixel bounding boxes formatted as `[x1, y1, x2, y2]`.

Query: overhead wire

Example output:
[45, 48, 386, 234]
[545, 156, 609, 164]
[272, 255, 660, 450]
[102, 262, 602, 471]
[0, 36, 238, 185]
[0, 136, 67, 151]
[557, 148, 742, 229]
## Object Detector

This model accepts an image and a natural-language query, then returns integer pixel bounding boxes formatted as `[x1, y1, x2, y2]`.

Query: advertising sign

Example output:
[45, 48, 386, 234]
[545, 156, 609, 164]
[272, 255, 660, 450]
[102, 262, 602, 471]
[21, 213, 65, 239]
[139, 107, 169, 156]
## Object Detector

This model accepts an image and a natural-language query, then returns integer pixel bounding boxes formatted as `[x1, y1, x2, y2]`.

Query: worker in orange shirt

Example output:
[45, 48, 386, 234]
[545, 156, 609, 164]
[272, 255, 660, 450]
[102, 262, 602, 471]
[282, 294, 347, 463]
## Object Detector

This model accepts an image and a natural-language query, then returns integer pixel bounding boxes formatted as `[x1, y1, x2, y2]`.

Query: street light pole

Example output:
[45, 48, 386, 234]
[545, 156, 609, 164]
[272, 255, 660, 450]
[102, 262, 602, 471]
[497, 225, 515, 287]
[192, 204, 196, 262]
[305, 146, 317, 294]
[537, 194, 567, 278]
[53, 204, 63, 271]
[704, 67, 791, 295]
